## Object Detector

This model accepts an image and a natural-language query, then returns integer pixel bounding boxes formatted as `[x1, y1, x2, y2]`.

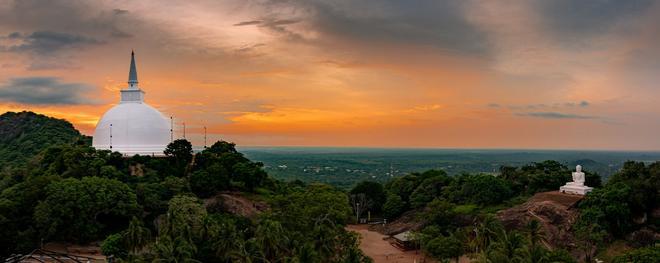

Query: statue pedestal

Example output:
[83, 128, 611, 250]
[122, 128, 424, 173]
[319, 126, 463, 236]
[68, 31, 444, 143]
[560, 184, 593, 195]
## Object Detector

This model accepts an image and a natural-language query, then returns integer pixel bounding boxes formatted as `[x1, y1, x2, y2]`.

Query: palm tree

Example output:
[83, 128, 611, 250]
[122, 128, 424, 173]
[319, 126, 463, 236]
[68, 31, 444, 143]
[523, 220, 549, 263]
[125, 217, 152, 255]
[255, 219, 290, 261]
[524, 220, 546, 247]
[151, 235, 200, 263]
[486, 229, 526, 263]
[474, 216, 503, 253]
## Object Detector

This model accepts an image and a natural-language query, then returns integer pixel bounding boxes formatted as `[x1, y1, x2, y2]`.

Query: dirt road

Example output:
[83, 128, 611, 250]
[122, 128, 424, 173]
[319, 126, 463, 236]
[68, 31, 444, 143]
[347, 224, 432, 263]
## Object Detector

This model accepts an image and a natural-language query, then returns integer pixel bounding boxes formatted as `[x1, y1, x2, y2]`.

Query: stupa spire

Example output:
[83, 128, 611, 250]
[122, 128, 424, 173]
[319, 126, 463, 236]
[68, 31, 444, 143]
[120, 50, 145, 103]
[128, 50, 138, 89]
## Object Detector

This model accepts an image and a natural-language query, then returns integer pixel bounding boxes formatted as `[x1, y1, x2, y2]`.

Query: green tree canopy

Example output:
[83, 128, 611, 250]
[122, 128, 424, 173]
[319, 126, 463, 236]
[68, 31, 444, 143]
[382, 191, 406, 219]
[350, 181, 387, 213]
[34, 177, 139, 242]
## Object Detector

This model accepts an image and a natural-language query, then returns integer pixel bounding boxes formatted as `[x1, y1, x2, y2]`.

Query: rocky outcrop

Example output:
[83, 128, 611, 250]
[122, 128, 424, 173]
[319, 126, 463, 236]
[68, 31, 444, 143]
[497, 191, 584, 250]
[204, 192, 269, 218]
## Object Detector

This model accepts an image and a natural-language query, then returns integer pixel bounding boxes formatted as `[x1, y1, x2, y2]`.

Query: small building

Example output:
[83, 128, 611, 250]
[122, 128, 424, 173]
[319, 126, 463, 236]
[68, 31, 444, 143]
[390, 230, 417, 251]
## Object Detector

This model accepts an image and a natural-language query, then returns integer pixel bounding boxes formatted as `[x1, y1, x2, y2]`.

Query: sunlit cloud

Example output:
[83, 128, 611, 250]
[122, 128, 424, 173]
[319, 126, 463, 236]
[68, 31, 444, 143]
[1, 0, 659, 150]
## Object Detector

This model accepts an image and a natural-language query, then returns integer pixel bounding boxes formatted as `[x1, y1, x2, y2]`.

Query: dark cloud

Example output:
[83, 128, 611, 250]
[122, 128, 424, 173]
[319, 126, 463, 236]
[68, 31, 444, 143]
[534, 0, 655, 39]
[263, 19, 300, 27]
[234, 43, 266, 54]
[0, 1, 140, 68]
[0, 0, 135, 41]
[234, 19, 299, 28]
[518, 112, 597, 120]
[260, 0, 489, 55]
[0, 77, 95, 105]
[579, 101, 589, 107]
[113, 8, 129, 15]
[7, 32, 22, 39]
[487, 103, 500, 108]
[234, 20, 263, 26]
[110, 29, 133, 38]
[7, 31, 103, 54]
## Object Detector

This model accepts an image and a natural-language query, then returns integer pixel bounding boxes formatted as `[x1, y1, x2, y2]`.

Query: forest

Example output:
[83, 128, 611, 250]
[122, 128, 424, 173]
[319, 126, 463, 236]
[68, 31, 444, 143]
[0, 112, 370, 262]
[0, 111, 657, 262]
[349, 161, 659, 262]
[0, 138, 371, 262]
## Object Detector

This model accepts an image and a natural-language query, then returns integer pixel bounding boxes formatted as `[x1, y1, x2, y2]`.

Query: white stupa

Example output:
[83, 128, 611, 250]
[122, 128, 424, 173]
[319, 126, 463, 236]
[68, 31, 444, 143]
[92, 51, 171, 156]
[559, 165, 593, 195]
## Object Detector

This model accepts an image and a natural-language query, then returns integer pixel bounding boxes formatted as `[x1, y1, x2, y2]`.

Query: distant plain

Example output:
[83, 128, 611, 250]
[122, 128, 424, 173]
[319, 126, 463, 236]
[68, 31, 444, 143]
[241, 147, 660, 189]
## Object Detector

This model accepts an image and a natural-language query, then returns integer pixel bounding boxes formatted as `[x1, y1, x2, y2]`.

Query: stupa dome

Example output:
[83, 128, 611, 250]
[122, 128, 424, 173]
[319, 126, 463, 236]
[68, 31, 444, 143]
[92, 51, 171, 155]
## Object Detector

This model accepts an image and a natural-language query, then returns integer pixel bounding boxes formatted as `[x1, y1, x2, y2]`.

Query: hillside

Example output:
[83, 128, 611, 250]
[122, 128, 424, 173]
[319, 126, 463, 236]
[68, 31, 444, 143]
[0, 120, 369, 262]
[0, 111, 87, 168]
[497, 192, 584, 255]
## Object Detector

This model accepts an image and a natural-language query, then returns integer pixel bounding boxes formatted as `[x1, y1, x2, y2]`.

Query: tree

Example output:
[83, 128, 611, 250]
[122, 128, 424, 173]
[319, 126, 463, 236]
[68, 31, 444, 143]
[382, 192, 406, 219]
[612, 246, 660, 263]
[425, 234, 464, 263]
[523, 220, 548, 263]
[350, 193, 369, 222]
[164, 139, 194, 162]
[206, 141, 239, 155]
[524, 161, 570, 194]
[254, 219, 289, 260]
[125, 216, 151, 254]
[473, 216, 503, 254]
[545, 249, 577, 263]
[524, 220, 545, 248]
[161, 195, 208, 242]
[190, 163, 230, 197]
[409, 173, 452, 208]
[578, 184, 633, 237]
[574, 222, 606, 263]
[485, 230, 526, 263]
[421, 198, 456, 230]
[164, 139, 193, 175]
[350, 181, 386, 213]
[445, 174, 513, 205]
[101, 233, 127, 259]
[34, 177, 139, 242]
[385, 173, 421, 204]
[232, 162, 267, 191]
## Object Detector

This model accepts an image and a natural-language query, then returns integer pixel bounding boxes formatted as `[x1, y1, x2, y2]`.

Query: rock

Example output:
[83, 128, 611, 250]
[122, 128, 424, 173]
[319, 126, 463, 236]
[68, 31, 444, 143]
[497, 191, 584, 251]
[627, 227, 658, 248]
[204, 192, 269, 217]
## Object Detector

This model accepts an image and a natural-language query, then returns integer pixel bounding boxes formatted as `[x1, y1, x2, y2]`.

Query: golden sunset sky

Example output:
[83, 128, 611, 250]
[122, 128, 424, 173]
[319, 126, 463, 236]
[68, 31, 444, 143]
[1, 0, 659, 150]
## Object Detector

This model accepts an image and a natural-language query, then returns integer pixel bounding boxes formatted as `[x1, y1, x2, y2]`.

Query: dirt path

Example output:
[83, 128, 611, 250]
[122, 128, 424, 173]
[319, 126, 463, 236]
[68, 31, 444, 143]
[347, 225, 433, 263]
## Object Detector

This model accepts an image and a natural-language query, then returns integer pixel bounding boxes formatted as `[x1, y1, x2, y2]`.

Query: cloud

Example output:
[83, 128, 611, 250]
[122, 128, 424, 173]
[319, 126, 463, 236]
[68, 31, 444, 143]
[7, 31, 103, 54]
[0, 0, 136, 43]
[113, 8, 129, 15]
[487, 103, 500, 108]
[263, 19, 300, 27]
[7, 32, 22, 39]
[579, 101, 589, 107]
[533, 0, 655, 39]
[259, 0, 490, 54]
[0, 77, 96, 105]
[234, 20, 262, 26]
[518, 112, 597, 120]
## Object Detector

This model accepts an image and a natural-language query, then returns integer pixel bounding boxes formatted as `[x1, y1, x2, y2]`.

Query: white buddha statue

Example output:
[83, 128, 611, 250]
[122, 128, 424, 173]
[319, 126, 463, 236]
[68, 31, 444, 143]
[560, 165, 593, 195]
[569, 165, 585, 186]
